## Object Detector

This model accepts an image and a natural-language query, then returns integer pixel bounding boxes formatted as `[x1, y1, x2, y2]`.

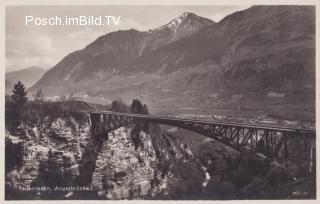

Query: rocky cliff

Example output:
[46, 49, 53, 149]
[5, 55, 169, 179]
[5, 100, 316, 200]
[5, 111, 206, 200]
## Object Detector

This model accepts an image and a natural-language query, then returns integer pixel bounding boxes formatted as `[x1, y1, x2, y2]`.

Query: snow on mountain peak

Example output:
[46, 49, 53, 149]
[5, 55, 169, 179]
[166, 12, 194, 30]
[151, 12, 214, 34]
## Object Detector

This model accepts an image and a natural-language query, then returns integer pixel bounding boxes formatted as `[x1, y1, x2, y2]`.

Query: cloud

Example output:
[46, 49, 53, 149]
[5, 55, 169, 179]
[6, 55, 56, 72]
[6, 35, 57, 71]
[66, 27, 104, 49]
[6, 28, 107, 72]
[7, 35, 55, 57]
[5, 49, 24, 58]
[67, 27, 104, 40]
[31, 36, 55, 56]
[208, 6, 251, 22]
[122, 18, 149, 31]
[5, 6, 252, 72]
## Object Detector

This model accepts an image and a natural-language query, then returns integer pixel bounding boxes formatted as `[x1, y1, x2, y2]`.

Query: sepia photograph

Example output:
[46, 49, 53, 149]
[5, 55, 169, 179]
[3, 2, 317, 200]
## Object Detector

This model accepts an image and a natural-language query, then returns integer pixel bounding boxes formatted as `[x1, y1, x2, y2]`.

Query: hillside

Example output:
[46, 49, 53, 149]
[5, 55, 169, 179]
[6, 66, 46, 91]
[130, 6, 314, 93]
[29, 6, 315, 122]
[30, 12, 214, 96]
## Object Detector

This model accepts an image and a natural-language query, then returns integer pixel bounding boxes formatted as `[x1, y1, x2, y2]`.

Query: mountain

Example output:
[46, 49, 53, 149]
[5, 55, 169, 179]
[30, 13, 215, 95]
[147, 12, 215, 51]
[6, 66, 46, 91]
[131, 6, 315, 93]
[31, 6, 315, 116]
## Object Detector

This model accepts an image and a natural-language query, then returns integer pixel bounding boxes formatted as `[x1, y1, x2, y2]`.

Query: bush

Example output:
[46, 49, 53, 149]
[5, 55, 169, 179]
[111, 99, 130, 112]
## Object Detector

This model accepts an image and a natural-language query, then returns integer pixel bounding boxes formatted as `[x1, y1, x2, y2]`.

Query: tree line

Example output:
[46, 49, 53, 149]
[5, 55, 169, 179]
[111, 98, 149, 115]
[10, 81, 150, 115]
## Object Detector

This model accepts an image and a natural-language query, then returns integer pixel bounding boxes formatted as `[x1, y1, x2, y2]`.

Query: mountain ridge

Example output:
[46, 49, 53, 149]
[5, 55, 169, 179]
[6, 66, 46, 93]
[30, 6, 315, 105]
[31, 12, 215, 94]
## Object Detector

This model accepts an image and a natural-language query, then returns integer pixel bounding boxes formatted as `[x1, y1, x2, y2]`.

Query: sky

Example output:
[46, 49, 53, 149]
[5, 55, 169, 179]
[5, 5, 251, 73]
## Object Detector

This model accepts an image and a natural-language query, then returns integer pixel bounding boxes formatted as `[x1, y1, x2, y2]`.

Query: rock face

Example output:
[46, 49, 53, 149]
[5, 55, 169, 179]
[5, 117, 90, 199]
[5, 113, 205, 200]
[196, 136, 316, 199]
[92, 127, 156, 199]
[5, 111, 316, 199]
[84, 124, 206, 200]
[4, 100, 315, 200]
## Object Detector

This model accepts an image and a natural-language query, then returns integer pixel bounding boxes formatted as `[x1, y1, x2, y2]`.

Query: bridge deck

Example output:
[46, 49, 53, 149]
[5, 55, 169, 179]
[90, 111, 315, 135]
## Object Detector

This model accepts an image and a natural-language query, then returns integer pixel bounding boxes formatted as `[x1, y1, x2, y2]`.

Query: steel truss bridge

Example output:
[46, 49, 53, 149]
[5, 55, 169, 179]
[89, 111, 316, 162]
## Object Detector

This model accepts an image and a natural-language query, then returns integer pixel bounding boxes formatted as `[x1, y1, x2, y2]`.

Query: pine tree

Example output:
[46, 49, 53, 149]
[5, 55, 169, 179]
[111, 100, 121, 112]
[142, 104, 149, 115]
[130, 99, 143, 114]
[11, 81, 28, 105]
